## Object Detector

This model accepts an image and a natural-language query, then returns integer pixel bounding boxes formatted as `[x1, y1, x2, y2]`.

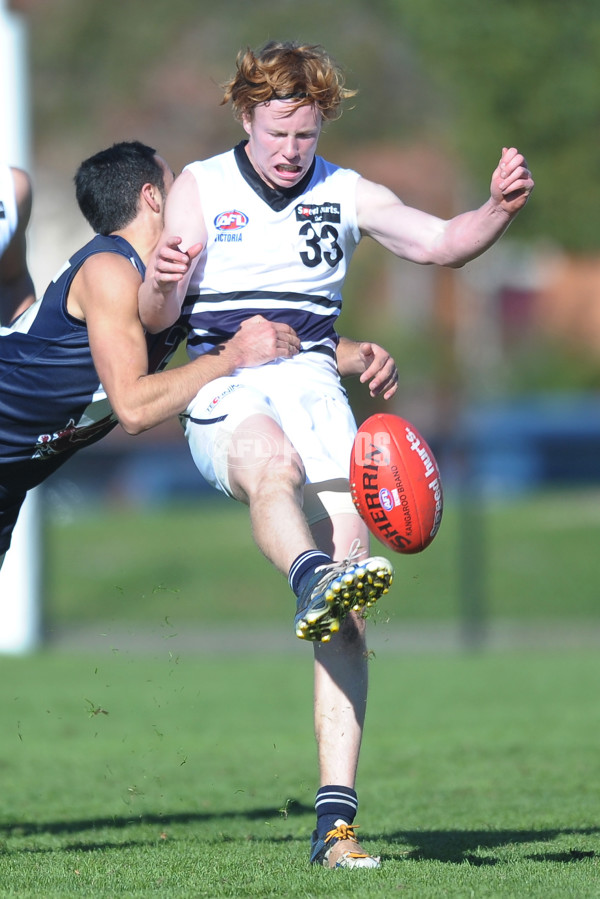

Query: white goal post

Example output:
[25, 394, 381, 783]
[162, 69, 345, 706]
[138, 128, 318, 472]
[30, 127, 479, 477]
[0, 0, 42, 653]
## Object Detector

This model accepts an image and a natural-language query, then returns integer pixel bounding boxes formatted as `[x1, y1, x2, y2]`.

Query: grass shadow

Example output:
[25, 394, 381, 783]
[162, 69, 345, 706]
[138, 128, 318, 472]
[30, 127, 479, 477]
[382, 827, 600, 864]
[2, 811, 598, 864]
[0, 801, 314, 841]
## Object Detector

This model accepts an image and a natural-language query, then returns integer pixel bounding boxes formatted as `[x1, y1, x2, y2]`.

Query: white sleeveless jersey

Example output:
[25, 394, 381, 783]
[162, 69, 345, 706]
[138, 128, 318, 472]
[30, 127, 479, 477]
[182, 142, 361, 361]
[0, 165, 18, 257]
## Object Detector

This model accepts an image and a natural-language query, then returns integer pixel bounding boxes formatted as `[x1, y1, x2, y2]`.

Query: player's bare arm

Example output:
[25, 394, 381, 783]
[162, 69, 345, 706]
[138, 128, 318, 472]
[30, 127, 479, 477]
[357, 146, 534, 269]
[336, 337, 398, 400]
[139, 169, 206, 333]
[75, 256, 300, 435]
[431, 147, 534, 266]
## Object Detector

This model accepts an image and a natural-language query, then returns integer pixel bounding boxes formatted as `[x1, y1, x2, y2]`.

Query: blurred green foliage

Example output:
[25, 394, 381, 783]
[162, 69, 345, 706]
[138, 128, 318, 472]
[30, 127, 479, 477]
[395, 0, 600, 251]
[22, 0, 600, 250]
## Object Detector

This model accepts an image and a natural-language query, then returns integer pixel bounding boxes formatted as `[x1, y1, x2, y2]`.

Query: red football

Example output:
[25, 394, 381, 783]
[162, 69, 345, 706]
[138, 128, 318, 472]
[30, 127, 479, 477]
[349, 413, 443, 554]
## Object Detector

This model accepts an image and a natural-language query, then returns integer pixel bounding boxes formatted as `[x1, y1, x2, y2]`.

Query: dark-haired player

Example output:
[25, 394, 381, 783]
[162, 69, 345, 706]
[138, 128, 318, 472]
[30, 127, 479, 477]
[0, 140, 301, 570]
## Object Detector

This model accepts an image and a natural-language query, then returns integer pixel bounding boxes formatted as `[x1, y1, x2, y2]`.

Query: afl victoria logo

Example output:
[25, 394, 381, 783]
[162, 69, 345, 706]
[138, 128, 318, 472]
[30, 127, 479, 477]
[214, 210, 249, 231]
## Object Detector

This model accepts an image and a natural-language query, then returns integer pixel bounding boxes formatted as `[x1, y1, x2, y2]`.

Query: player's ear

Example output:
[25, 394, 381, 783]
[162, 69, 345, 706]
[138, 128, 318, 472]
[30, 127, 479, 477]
[241, 111, 252, 136]
[141, 182, 161, 214]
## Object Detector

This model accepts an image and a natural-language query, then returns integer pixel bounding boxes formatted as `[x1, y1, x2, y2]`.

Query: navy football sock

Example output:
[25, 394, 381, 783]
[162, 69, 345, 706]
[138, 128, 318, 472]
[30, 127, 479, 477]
[315, 785, 358, 839]
[288, 550, 332, 597]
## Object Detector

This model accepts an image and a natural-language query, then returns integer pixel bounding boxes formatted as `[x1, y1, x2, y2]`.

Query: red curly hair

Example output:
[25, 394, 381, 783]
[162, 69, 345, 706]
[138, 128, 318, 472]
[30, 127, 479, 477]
[221, 41, 357, 122]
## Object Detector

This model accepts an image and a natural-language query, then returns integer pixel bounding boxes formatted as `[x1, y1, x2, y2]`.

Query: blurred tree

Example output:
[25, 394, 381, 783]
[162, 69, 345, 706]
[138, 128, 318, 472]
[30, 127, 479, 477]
[389, 0, 600, 251]
[20, 0, 436, 173]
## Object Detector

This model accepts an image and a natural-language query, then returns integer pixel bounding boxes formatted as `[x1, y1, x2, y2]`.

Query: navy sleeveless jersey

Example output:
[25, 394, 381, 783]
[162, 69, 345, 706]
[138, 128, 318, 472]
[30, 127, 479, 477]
[0, 233, 184, 484]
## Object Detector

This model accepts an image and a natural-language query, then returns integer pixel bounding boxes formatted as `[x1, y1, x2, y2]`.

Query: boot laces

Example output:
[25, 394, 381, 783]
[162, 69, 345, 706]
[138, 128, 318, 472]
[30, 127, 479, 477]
[314, 539, 365, 577]
[324, 822, 360, 845]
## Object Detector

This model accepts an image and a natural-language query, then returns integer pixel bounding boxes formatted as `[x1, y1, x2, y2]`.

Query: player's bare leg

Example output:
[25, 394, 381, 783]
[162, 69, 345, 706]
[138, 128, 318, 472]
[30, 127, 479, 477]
[228, 422, 387, 866]
[308, 512, 381, 868]
[311, 512, 369, 785]
[227, 416, 392, 635]
[227, 413, 317, 574]
[314, 607, 367, 783]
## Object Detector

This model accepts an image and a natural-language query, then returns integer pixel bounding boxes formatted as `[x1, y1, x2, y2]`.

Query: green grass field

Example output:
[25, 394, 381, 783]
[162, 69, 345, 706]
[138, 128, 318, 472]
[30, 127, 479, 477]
[2, 488, 599, 896]
[0, 650, 598, 897]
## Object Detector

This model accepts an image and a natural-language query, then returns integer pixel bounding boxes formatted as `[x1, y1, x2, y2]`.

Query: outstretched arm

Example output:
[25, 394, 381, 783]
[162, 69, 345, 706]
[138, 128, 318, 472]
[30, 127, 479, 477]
[336, 336, 398, 400]
[357, 147, 534, 268]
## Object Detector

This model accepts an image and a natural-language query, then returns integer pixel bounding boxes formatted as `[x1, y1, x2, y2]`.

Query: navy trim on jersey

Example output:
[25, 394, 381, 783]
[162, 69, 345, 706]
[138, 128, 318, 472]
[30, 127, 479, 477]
[183, 290, 340, 355]
[186, 308, 337, 353]
[185, 413, 228, 425]
[182, 147, 357, 364]
[184, 289, 341, 313]
[302, 344, 336, 360]
[234, 141, 316, 212]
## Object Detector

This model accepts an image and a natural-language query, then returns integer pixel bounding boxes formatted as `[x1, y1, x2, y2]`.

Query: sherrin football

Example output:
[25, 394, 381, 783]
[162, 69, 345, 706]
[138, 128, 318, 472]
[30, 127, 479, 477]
[350, 413, 443, 554]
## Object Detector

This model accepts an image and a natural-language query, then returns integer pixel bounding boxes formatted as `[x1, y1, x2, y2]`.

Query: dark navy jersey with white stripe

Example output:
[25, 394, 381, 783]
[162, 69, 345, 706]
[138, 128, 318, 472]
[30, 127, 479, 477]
[0, 233, 185, 553]
[0, 233, 183, 470]
[182, 141, 361, 361]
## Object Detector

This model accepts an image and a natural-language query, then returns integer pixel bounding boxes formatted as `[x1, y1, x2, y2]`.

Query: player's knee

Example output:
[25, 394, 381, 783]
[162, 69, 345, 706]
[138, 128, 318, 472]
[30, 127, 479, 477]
[232, 449, 305, 502]
[259, 451, 305, 493]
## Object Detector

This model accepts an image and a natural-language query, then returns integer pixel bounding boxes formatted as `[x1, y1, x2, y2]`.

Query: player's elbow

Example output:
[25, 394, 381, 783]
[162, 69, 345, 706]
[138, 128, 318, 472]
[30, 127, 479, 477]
[424, 249, 469, 269]
[142, 314, 171, 335]
[115, 406, 149, 436]
[139, 288, 180, 334]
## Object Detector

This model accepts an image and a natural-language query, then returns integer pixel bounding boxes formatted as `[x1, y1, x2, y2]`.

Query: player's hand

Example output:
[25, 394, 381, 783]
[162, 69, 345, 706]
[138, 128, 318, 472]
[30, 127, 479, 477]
[358, 342, 398, 400]
[490, 147, 534, 216]
[230, 315, 301, 368]
[152, 236, 203, 292]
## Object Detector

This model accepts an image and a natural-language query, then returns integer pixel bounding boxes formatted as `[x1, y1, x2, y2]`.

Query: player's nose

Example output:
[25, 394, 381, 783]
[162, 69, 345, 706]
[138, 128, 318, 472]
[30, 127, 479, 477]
[282, 136, 300, 158]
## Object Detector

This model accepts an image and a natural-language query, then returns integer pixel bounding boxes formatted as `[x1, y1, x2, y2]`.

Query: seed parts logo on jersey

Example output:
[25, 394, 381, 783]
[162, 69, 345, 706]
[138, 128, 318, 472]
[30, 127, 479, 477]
[295, 203, 340, 223]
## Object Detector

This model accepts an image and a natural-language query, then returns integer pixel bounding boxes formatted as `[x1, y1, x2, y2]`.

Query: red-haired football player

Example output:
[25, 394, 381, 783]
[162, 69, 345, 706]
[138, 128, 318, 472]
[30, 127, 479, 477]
[139, 41, 534, 869]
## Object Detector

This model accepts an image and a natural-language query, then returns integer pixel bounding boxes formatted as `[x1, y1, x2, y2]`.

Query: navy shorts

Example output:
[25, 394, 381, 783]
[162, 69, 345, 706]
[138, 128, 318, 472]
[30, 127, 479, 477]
[0, 454, 73, 553]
